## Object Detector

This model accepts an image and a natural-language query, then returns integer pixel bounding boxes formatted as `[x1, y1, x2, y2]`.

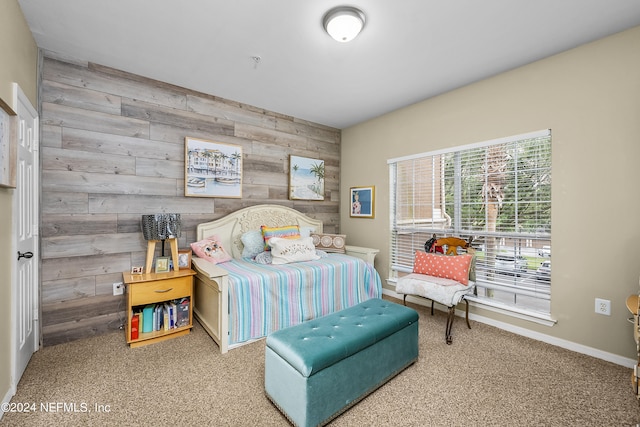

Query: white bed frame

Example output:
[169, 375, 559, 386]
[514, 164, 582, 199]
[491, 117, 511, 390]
[190, 204, 378, 353]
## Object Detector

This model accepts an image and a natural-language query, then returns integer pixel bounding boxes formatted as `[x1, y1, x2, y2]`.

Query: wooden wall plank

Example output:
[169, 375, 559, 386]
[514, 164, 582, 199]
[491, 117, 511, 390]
[44, 57, 188, 111]
[41, 124, 62, 148]
[42, 147, 136, 175]
[135, 158, 183, 179]
[122, 98, 234, 136]
[42, 294, 123, 327]
[42, 276, 96, 303]
[41, 79, 122, 115]
[41, 253, 132, 282]
[42, 102, 150, 138]
[150, 122, 252, 146]
[275, 117, 340, 144]
[96, 272, 127, 296]
[186, 94, 277, 129]
[62, 127, 183, 161]
[42, 312, 124, 346]
[42, 232, 145, 259]
[235, 122, 308, 147]
[41, 192, 89, 214]
[88, 194, 216, 214]
[42, 170, 177, 196]
[41, 213, 118, 238]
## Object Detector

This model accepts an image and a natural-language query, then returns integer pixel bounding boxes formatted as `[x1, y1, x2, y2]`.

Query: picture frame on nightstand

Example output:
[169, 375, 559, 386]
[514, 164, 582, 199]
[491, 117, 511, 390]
[177, 249, 192, 270]
[155, 256, 170, 273]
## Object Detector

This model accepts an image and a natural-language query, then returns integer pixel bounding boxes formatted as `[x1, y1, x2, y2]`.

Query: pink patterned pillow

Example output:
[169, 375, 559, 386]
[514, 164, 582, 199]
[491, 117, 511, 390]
[412, 251, 472, 285]
[190, 235, 232, 264]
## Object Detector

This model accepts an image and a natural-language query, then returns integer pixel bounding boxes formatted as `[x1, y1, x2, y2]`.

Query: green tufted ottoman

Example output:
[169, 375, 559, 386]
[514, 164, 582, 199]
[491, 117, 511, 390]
[264, 298, 419, 427]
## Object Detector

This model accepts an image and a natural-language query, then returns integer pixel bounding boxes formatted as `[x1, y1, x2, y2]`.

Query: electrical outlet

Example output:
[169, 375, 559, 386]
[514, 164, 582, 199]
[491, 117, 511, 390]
[113, 282, 124, 296]
[595, 298, 611, 316]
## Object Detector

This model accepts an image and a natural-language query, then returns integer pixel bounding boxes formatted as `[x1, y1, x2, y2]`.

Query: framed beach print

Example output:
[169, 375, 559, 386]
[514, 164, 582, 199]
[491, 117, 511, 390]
[289, 155, 325, 200]
[350, 186, 375, 218]
[184, 137, 242, 198]
[0, 96, 17, 188]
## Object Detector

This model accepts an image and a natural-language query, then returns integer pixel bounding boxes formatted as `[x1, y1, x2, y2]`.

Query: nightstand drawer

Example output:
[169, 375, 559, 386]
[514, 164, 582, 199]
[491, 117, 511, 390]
[130, 277, 191, 306]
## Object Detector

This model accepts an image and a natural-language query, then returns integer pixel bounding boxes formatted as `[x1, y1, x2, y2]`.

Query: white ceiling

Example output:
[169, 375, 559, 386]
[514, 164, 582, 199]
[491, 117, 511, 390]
[17, 0, 640, 129]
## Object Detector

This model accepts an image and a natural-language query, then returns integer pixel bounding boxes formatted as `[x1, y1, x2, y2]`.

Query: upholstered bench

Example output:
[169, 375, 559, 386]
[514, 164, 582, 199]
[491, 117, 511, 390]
[264, 298, 419, 427]
[396, 273, 474, 344]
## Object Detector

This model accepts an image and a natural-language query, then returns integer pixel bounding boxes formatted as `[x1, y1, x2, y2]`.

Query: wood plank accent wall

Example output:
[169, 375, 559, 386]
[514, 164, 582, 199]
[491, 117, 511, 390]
[40, 56, 341, 346]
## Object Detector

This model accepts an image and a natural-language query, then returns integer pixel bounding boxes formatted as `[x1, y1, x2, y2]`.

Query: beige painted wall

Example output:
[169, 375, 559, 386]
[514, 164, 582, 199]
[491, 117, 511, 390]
[341, 26, 640, 360]
[0, 0, 38, 406]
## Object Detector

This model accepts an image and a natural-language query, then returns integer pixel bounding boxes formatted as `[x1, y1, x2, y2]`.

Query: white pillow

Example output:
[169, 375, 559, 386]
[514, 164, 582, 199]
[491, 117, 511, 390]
[268, 237, 320, 265]
[299, 226, 317, 238]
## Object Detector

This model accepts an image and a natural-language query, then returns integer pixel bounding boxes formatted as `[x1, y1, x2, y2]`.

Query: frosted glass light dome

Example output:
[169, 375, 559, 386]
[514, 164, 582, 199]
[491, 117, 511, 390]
[323, 6, 365, 43]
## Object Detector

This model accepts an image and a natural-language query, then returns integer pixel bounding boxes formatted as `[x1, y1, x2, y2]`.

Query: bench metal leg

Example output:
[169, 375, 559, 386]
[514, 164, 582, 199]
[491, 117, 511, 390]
[445, 306, 455, 344]
[402, 294, 472, 345]
[464, 298, 471, 329]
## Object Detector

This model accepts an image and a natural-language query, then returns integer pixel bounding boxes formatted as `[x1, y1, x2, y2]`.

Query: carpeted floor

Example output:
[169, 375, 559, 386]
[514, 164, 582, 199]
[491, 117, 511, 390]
[2, 299, 639, 426]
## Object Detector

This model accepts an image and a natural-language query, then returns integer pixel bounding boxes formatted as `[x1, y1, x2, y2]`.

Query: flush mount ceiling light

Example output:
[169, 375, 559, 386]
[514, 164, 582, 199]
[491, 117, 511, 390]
[323, 6, 366, 42]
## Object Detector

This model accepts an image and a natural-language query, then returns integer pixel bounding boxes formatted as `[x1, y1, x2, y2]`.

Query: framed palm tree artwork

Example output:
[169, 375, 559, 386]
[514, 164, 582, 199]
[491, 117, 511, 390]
[184, 137, 242, 198]
[289, 155, 325, 200]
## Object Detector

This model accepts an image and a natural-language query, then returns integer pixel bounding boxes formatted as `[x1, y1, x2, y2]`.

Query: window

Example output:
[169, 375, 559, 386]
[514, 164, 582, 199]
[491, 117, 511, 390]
[388, 130, 552, 317]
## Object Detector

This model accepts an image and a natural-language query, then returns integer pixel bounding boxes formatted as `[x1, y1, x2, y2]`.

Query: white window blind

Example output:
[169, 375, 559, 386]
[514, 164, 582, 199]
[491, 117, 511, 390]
[388, 130, 552, 315]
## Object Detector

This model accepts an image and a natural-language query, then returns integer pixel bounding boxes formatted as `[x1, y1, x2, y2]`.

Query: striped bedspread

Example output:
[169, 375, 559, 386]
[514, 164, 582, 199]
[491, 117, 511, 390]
[218, 254, 382, 345]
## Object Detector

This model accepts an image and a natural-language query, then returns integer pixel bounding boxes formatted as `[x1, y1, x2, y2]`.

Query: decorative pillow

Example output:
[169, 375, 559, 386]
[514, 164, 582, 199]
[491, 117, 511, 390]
[261, 225, 300, 251]
[253, 251, 273, 265]
[241, 229, 265, 258]
[253, 247, 328, 265]
[299, 226, 317, 238]
[269, 237, 321, 265]
[412, 251, 472, 285]
[311, 233, 346, 253]
[190, 235, 232, 264]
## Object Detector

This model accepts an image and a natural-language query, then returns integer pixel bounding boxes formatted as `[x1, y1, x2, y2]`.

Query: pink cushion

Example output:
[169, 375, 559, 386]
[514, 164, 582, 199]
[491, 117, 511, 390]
[412, 251, 472, 285]
[190, 236, 232, 264]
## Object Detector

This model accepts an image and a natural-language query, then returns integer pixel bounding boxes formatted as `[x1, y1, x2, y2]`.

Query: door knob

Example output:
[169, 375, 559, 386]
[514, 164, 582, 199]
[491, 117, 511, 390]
[17, 251, 33, 260]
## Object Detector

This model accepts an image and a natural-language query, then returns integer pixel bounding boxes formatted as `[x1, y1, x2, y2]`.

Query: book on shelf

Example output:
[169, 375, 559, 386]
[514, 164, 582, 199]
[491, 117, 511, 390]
[176, 297, 190, 327]
[134, 297, 190, 334]
[163, 304, 170, 331]
[131, 313, 139, 340]
[142, 305, 154, 333]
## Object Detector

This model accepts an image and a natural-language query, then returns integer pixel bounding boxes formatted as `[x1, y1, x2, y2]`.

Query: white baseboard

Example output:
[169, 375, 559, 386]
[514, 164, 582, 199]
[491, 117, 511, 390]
[383, 288, 636, 368]
[1, 384, 16, 422]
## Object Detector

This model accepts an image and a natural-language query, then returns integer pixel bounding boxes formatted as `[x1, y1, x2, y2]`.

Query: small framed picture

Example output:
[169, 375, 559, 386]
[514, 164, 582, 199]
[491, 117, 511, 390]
[289, 155, 325, 201]
[131, 266, 144, 275]
[177, 249, 192, 270]
[155, 257, 171, 273]
[350, 186, 375, 218]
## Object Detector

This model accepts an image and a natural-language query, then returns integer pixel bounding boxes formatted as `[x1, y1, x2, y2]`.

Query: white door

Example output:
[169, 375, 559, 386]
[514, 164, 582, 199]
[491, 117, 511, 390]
[12, 83, 39, 387]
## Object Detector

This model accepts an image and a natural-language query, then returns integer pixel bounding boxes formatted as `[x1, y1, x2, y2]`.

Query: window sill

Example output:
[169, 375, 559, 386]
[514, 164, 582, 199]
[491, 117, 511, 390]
[386, 278, 556, 327]
[463, 295, 557, 327]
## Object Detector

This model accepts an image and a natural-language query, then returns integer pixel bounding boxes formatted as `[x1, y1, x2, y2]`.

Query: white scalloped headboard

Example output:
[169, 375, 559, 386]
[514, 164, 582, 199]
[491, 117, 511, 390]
[196, 204, 324, 259]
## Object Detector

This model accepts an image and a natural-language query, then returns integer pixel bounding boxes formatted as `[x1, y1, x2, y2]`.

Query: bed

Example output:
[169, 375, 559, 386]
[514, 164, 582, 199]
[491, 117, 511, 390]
[190, 204, 382, 353]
